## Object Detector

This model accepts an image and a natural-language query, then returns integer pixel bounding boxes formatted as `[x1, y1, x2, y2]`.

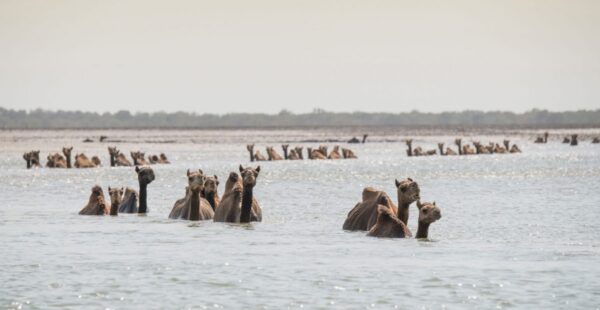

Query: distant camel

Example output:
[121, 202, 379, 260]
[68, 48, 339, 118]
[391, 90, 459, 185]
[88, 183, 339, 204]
[534, 132, 549, 143]
[214, 166, 262, 223]
[266, 146, 283, 160]
[294, 146, 304, 159]
[328, 146, 342, 159]
[570, 134, 578, 146]
[79, 185, 109, 215]
[341, 148, 358, 159]
[62, 147, 73, 168]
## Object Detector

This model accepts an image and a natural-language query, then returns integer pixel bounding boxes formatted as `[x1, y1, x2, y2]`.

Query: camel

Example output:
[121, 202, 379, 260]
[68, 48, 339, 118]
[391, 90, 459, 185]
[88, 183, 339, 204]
[108, 187, 123, 216]
[473, 142, 490, 154]
[281, 144, 290, 160]
[108, 147, 117, 167]
[130, 151, 148, 166]
[169, 169, 214, 220]
[108, 147, 133, 166]
[413, 147, 435, 156]
[213, 165, 262, 223]
[23, 152, 31, 169]
[454, 139, 463, 155]
[367, 200, 441, 238]
[318, 145, 328, 157]
[328, 146, 342, 159]
[136, 166, 155, 214]
[288, 149, 300, 160]
[202, 175, 220, 211]
[74, 153, 96, 168]
[79, 185, 109, 215]
[503, 140, 511, 151]
[534, 132, 549, 143]
[148, 154, 160, 164]
[266, 146, 283, 161]
[246, 144, 255, 162]
[562, 137, 570, 144]
[254, 150, 267, 161]
[341, 148, 358, 159]
[462, 144, 476, 155]
[570, 134, 578, 146]
[493, 144, 507, 154]
[307, 147, 326, 160]
[47, 153, 67, 168]
[159, 153, 170, 164]
[294, 146, 304, 159]
[118, 187, 138, 213]
[62, 147, 73, 168]
[343, 178, 420, 231]
[438, 143, 456, 156]
[509, 144, 522, 153]
[23, 151, 41, 169]
[405, 139, 415, 156]
[91, 156, 102, 166]
[223, 171, 241, 196]
[592, 137, 600, 144]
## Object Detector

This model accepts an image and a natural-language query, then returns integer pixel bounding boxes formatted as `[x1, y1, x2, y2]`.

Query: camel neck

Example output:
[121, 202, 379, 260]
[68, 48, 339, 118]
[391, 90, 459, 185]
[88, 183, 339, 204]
[396, 201, 411, 225]
[416, 221, 430, 239]
[138, 182, 148, 214]
[190, 191, 200, 221]
[249, 150, 254, 162]
[109, 154, 115, 167]
[283, 148, 288, 160]
[26, 158, 31, 169]
[407, 145, 412, 157]
[205, 192, 217, 211]
[110, 199, 119, 216]
[438, 145, 445, 156]
[240, 185, 254, 223]
[65, 155, 71, 168]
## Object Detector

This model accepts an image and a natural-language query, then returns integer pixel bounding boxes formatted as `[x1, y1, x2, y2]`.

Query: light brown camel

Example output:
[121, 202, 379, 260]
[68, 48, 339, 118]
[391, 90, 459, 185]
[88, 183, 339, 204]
[288, 149, 300, 160]
[247, 144, 255, 162]
[114, 150, 132, 166]
[169, 169, 214, 220]
[438, 143, 457, 156]
[213, 165, 262, 223]
[294, 146, 304, 159]
[318, 145, 328, 157]
[75, 153, 96, 168]
[136, 166, 155, 214]
[130, 151, 148, 166]
[223, 172, 241, 196]
[108, 186, 123, 216]
[202, 175, 220, 211]
[266, 146, 284, 161]
[493, 144, 507, 154]
[254, 150, 267, 161]
[47, 153, 67, 168]
[473, 142, 490, 154]
[462, 144, 476, 155]
[367, 200, 441, 238]
[159, 153, 170, 164]
[118, 187, 138, 213]
[91, 156, 102, 166]
[307, 147, 326, 160]
[328, 146, 342, 159]
[342, 148, 358, 159]
[62, 147, 73, 168]
[342, 178, 420, 231]
[79, 185, 109, 215]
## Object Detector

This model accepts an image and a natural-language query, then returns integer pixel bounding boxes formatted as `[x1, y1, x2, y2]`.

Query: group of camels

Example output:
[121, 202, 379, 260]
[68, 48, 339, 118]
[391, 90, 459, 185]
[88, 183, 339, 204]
[79, 163, 438, 239]
[79, 165, 263, 224]
[246, 144, 358, 161]
[534, 132, 600, 145]
[406, 138, 521, 157]
[22, 147, 170, 169]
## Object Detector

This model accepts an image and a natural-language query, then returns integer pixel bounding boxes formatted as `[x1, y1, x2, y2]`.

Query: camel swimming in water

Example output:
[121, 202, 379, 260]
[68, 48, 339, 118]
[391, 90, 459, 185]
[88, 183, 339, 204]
[108, 187, 123, 216]
[108, 147, 133, 166]
[159, 153, 170, 164]
[47, 153, 67, 168]
[534, 132, 549, 143]
[254, 150, 267, 161]
[341, 148, 358, 159]
[75, 153, 96, 168]
[79, 185, 109, 215]
[307, 147, 326, 160]
[202, 175, 220, 211]
[130, 151, 148, 166]
[62, 147, 73, 168]
[328, 146, 342, 159]
[247, 144, 255, 162]
[287, 149, 300, 160]
[266, 146, 284, 161]
[214, 165, 262, 223]
[294, 146, 304, 159]
[135, 166, 155, 214]
[118, 187, 139, 213]
[281, 144, 290, 160]
[570, 134, 578, 146]
[367, 200, 441, 239]
[23, 151, 41, 169]
[343, 178, 420, 231]
[169, 169, 214, 220]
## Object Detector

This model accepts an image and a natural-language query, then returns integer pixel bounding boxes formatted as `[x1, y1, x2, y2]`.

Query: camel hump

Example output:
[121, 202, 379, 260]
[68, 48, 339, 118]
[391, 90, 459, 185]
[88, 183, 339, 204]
[362, 187, 383, 202]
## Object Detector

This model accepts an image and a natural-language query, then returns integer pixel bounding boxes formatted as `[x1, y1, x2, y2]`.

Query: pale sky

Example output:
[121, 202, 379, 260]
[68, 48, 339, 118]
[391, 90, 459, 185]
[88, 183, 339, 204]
[1, 0, 599, 114]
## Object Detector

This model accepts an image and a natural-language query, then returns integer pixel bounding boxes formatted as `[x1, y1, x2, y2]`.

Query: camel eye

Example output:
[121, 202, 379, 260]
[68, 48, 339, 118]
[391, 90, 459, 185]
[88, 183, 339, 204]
[423, 209, 428, 214]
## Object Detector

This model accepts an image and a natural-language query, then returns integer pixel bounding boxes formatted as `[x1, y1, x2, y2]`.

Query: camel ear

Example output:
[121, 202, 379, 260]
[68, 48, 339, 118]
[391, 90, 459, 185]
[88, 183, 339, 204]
[239, 165, 244, 173]
[433, 201, 436, 206]
[255, 166, 261, 173]
[395, 179, 401, 187]
[408, 177, 413, 182]
[214, 175, 218, 180]
[135, 166, 140, 173]
[198, 169, 203, 175]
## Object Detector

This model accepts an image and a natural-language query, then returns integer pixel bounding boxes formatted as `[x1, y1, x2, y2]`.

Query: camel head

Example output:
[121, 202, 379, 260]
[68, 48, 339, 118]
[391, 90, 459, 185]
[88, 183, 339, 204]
[160, 153, 168, 160]
[108, 146, 118, 156]
[136, 166, 155, 185]
[246, 144, 254, 152]
[150, 155, 159, 162]
[108, 186, 124, 205]
[405, 139, 413, 147]
[239, 165, 260, 187]
[91, 156, 101, 166]
[90, 185, 104, 198]
[333, 145, 340, 152]
[62, 146, 73, 157]
[455, 138, 462, 146]
[395, 178, 420, 204]
[416, 200, 441, 224]
[282, 144, 289, 151]
[186, 169, 205, 193]
[204, 175, 219, 196]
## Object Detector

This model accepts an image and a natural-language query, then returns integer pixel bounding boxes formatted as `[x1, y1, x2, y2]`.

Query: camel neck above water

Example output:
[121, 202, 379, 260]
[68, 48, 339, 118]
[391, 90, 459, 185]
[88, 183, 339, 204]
[240, 185, 254, 223]
[396, 200, 411, 225]
[415, 221, 430, 239]
[189, 190, 200, 221]
[138, 181, 148, 214]
[65, 155, 71, 168]
[109, 154, 115, 167]
[205, 192, 217, 211]
[110, 199, 119, 216]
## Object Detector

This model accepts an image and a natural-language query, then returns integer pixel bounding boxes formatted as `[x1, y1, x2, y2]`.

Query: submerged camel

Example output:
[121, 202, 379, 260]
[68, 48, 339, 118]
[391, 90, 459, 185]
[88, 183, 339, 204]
[23, 151, 41, 169]
[343, 178, 420, 231]
[79, 185, 109, 215]
[367, 200, 441, 239]
[213, 165, 262, 223]
[108, 147, 133, 167]
[108, 187, 123, 216]
[135, 166, 155, 214]
[202, 175, 220, 211]
[328, 146, 342, 159]
[117, 187, 139, 213]
[266, 146, 284, 161]
[169, 169, 214, 220]
[75, 153, 96, 168]
[62, 147, 73, 168]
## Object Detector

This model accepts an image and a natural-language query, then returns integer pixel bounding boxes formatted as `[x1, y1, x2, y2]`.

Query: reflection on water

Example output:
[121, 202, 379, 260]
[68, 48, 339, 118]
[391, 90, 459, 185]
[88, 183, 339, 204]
[1, 129, 599, 309]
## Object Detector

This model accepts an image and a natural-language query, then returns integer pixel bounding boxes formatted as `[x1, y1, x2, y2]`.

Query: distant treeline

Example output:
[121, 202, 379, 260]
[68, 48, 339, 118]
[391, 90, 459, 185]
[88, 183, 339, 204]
[1, 107, 599, 129]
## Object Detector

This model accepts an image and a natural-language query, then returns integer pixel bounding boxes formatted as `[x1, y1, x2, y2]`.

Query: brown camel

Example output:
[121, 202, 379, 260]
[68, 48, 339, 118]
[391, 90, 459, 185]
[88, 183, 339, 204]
[266, 146, 284, 161]
[454, 138, 463, 155]
[342, 178, 420, 231]
[438, 143, 457, 156]
[288, 149, 300, 160]
[493, 144, 507, 154]
[75, 153, 96, 168]
[342, 148, 358, 159]
[91, 156, 102, 166]
[406, 139, 414, 157]
[570, 134, 578, 146]
[23, 151, 41, 169]
[79, 185, 109, 215]
[509, 144, 522, 153]
[307, 147, 326, 160]
[62, 147, 73, 168]
[281, 144, 290, 160]
[473, 142, 490, 154]
[108, 147, 133, 167]
[202, 175, 220, 211]
[130, 151, 148, 166]
[159, 153, 170, 164]
[247, 144, 255, 162]
[108, 186, 123, 216]
[223, 172, 241, 196]
[136, 166, 155, 214]
[254, 150, 267, 161]
[328, 146, 342, 159]
[294, 146, 304, 159]
[592, 137, 600, 144]
[23, 152, 32, 169]
[318, 145, 328, 157]
[534, 132, 549, 143]
[562, 137, 570, 144]
[148, 154, 160, 164]
[47, 153, 67, 168]
[213, 165, 262, 223]
[117, 187, 138, 213]
[462, 144, 476, 155]
[169, 169, 214, 220]
[367, 200, 441, 238]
